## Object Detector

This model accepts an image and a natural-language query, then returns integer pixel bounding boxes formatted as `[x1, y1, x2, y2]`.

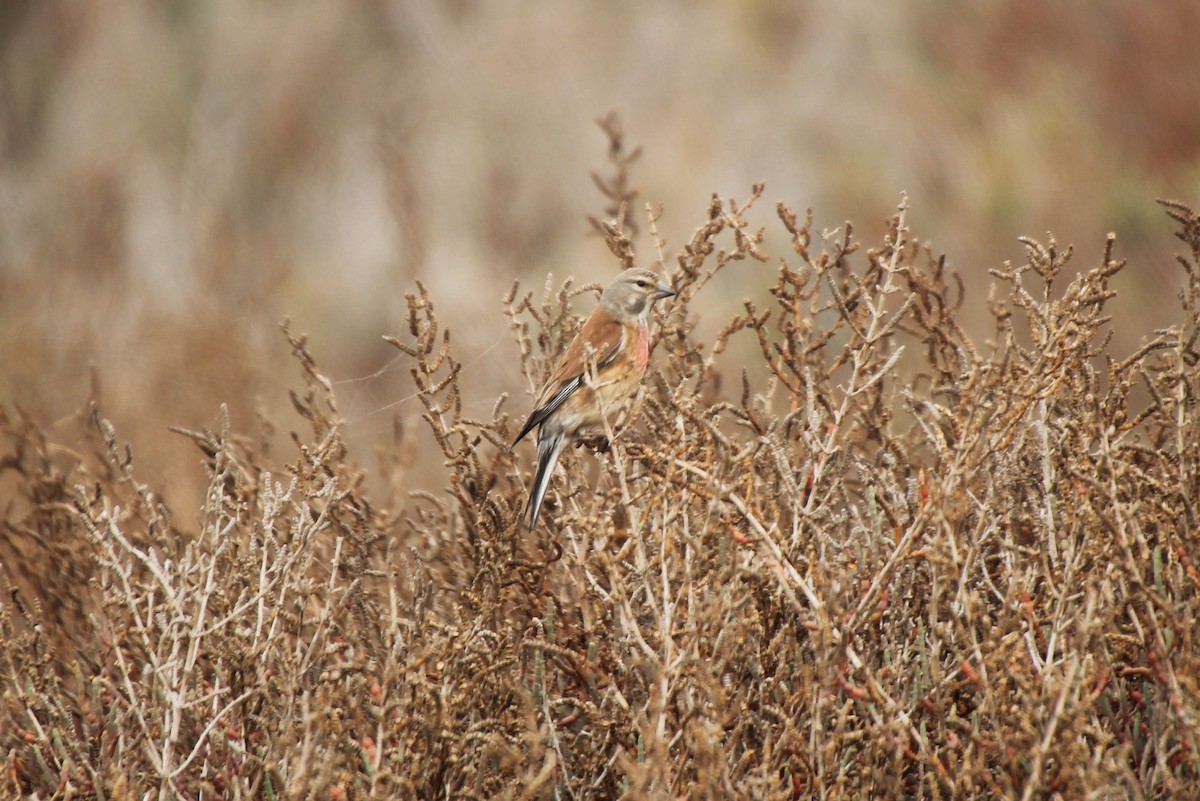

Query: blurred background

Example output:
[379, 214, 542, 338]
[2, 0, 1198, 515]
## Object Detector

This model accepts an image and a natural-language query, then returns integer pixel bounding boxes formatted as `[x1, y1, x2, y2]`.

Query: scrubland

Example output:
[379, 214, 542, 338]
[3, 4, 1200, 798]
[4, 124, 1199, 797]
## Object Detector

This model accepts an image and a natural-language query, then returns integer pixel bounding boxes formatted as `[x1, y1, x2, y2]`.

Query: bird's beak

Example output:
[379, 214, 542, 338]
[654, 284, 676, 300]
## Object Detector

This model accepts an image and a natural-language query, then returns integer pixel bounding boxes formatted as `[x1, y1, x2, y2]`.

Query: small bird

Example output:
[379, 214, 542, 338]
[513, 268, 676, 528]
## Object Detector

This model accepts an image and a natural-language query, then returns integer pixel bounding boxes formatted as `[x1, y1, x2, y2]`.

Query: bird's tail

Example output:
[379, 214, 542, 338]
[527, 432, 564, 528]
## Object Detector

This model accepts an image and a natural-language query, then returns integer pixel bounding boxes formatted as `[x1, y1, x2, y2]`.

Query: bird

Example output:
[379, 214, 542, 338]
[513, 267, 676, 528]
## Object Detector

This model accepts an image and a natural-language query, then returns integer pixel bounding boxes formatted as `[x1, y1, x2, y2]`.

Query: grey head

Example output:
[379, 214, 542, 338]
[599, 268, 676, 321]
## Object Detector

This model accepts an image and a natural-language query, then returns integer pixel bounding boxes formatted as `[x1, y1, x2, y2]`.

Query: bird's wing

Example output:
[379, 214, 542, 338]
[548, 309, 627, 385]
[511, 375, 583, 445]
[511, 310, 626, 445]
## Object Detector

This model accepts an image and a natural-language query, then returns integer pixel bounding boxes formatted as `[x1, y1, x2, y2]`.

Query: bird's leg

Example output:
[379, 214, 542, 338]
[575, 433, 611, 454]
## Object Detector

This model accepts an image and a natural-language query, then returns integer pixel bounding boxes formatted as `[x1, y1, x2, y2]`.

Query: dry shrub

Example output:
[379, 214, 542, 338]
[2, 131, 1199, 800]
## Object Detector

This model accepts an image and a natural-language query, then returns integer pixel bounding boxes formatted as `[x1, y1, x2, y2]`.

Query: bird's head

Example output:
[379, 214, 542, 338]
[601, 268, 676, 320]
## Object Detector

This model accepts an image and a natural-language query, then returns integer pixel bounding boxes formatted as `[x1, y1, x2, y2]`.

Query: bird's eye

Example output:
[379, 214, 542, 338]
[635, 279, 647, 288]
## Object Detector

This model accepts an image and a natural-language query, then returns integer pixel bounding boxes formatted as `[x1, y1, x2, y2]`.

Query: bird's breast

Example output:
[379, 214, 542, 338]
[634, 324, 649, 372]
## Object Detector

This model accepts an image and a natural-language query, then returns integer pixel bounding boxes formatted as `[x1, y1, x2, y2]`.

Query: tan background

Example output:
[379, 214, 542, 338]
[2, 0, 1197, 509]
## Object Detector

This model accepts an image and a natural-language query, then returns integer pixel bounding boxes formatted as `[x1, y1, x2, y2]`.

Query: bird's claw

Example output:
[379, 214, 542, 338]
[575, 434, 611, 454]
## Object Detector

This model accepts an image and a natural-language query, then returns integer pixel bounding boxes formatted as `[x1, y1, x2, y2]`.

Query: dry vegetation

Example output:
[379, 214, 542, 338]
[3, 124, 1200, 800]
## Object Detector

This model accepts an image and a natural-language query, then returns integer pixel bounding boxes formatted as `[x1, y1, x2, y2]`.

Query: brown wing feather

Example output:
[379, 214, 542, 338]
[538, 310, 626, 404]
[512, 310, 628, 446]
